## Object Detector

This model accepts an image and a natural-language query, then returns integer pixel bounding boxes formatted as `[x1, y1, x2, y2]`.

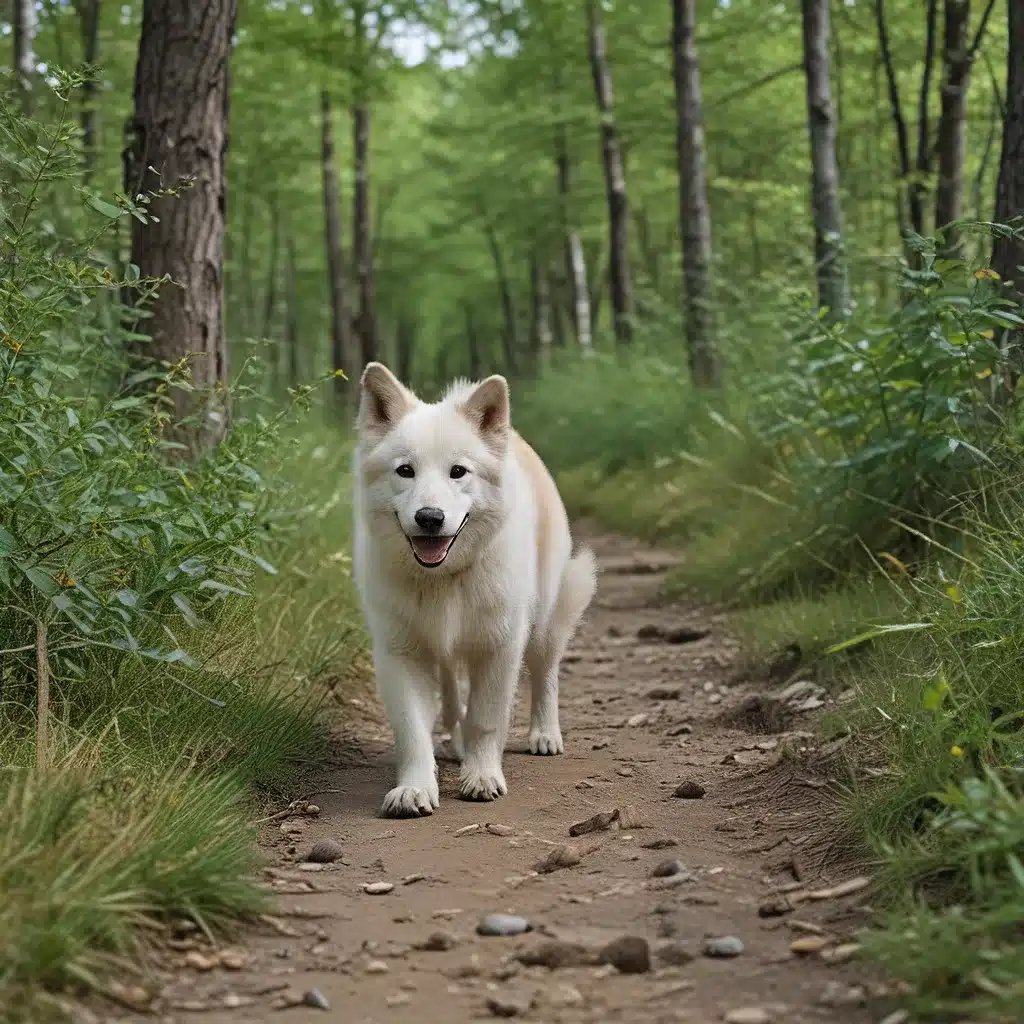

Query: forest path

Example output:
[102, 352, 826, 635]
[131, 528, 888, 1024]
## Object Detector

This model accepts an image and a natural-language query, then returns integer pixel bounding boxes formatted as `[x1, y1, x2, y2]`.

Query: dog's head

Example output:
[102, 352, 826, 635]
[355, 362, 511, 572]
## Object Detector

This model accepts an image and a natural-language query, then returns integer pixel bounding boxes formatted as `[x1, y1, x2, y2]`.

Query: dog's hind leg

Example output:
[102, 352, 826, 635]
[374, 648, 441, 817]
[527, 547, 598, 755]
[435, 662, 465, 763]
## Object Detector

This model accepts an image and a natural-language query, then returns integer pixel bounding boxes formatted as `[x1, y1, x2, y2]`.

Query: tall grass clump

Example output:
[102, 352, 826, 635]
[0, 76, 360, 1018]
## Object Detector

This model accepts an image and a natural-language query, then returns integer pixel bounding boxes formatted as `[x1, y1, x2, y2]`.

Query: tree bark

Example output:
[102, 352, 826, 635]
[555, 122, 593, 350]
[13, 0, 36, 110]
[530, 247, 553, 372]
[913, 0, 939, 236]
[586, 0, 633, 344]
[124, 0, 237, 454]
[800, 0, 850, 321]
[671, 0, 719, 385]
[285, 230, 299, 387]
[75, 0, 102, 182]
[352, 99, 378, 372]
[262, 197, 280, 339]
[320, 89, 351, 404]
[992, 0, 1024, 387]
[485, 223, 518, 373]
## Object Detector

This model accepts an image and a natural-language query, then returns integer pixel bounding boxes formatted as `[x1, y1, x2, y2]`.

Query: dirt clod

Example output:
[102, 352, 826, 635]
[654, 940, 695, 966]
[533, 844, 581, 873]
[305, 838, 343, 864]
[757, 896, 793, 918]
[616, 804, 647, 829]
[415, 930, 458, 951]
[517, 941, 595, 969]
[569, 809, 619, 836]
[486, 991, 534, 1017]
[651, 857, 687, 878]
[640, 836, 678, 849]
[599, 935, 651, 974]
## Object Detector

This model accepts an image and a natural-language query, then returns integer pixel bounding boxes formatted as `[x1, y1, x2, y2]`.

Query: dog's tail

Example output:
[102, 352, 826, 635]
[552, 545, 598, 645]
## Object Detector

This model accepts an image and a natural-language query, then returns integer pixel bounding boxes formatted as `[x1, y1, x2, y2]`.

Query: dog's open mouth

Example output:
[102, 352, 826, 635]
[404, 513, 470, 569]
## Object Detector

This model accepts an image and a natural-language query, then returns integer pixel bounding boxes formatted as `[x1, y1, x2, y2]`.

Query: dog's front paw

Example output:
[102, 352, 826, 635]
[458, 764, 507, 802]
[380, 784, 439, 818]
[528, 726, 564, 756]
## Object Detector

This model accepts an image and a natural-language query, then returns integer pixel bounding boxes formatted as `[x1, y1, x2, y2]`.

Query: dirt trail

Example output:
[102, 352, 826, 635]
[138, 530, 886, 1024]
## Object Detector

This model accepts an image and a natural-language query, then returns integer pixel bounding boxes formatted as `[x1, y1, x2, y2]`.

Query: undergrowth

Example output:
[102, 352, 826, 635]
[520, 230, 1024, 1020]
[0, 78, 362, 1019]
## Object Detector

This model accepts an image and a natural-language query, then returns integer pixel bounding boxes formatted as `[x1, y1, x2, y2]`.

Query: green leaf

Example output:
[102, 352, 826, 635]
[229, 545, 278, 575]
[199, 579, 250, 597]
[825, 622, 932, 655]
[172, 592, 201, 628]
[0, 525, 16, 556]
[922, 677, 950, 712]
[87, 195, 123, 219]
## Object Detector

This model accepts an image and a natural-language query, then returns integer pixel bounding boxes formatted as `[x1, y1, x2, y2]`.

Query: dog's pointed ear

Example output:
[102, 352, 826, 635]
[358, 362, 416, 437]
[460, 375, 510, 443]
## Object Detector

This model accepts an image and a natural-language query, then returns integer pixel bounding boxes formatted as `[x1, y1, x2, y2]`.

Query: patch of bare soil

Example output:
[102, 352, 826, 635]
[87, 530, 897, 1024]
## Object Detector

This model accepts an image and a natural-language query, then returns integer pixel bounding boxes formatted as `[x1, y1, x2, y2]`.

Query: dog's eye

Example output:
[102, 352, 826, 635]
[395, 464, 415, 479]
[449, 465, 468, 479]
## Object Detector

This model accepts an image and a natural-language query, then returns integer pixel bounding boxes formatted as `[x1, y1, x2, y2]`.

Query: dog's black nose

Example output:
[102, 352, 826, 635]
[414, 507, 445, 533]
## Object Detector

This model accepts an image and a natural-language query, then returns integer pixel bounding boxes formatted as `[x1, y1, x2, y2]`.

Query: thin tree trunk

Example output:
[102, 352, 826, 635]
[124, 0, 237, 453]
[555, 122, 593, 350]
[530, 247, 553, 373]
[396, 314, 414, 384]
[912, 0, 939, 237]
[13, 0, 36, 110]
[586, 0, 633, 344]
[936, 0, 997, 254]
[76, 0, 102, 182]
[262, 197, 280, 338]
[874, 0, 916, 235]
[671, 0, 719, 384]
[352, 99, 377, 372]
[465, 304, 481, 380]
[285, 231, 299, 387]
[320, 89, 350, 404]
[800, 0, 850, 321]
[992, 0, 1024, 389]
[973, 75, 1001, 223]
[485, 223, 518, 373]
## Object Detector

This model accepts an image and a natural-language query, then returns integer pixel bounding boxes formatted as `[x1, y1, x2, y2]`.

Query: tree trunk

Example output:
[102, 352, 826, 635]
[530, 247, 553, 373]
[992, 0, 1024, 388]
[671, 0, 719, 385]
[262, 197, 280, 338]
[320, 89, 350, 404]
[13, 0, 36, 110]
[912, 0, 939, 237]
[465, 304, 482, 380]
[586, 0, 633, 344]
[76, 0, 102, 182]
[352, 99, 377, 372]
[285, 231, 299, 387]
[396, 314, 414, 384]
[555, 122, 593, 350]
[124, 0, 237, 454]
[800, 0, 850, 321]
[485, 223, 518, 373]
[934, 0, 972, 254]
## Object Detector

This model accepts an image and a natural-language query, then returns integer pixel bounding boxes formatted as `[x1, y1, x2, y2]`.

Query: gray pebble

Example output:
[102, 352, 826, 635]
[301, 988, 330, 1010]
[703, 935, 744, 958]
[305, 838, 343, 864]
[651, 857, 686, 878]
[477, 913, 532, 937]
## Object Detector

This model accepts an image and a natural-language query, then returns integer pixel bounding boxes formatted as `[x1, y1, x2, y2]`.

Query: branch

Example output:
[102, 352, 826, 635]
[916, 0, 938, 175]
[874, 0, 912, 177]
[708, 62, 803, 110]
[968, 0, 999, 61]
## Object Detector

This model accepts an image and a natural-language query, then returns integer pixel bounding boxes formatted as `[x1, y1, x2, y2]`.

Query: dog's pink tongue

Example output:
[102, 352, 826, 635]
[412, 536, 453, 565]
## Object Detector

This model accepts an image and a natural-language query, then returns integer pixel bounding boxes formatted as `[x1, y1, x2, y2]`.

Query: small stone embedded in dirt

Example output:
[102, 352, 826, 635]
[517, 940, 595, 969]
[818, 982, 866, 1008]
[477, 913, 532, 936]
[305, 838, 343, 864]
[790, 936, 829, 955]
[218, 949, 246, 970]
[674, 780, 706, 799]
[485, 823, 515, 836]
[415, 930, 458, 952]
[599, 935, 651, 974]
[363, 881, 394, 895]
[616, 804, 647, 829]
[592, 739, 609, 750]
[486, 991, 534, 1018]
[569, 809, 619, 837]
[534, 844, 581, 873]
[627, 712, 649, 727]
[401, 872, 426, 885]
[386, 994, 412, 1008]
[666, 723, 693, 737]
[647, 686, 681, 700]
[820, 942, 861, 964]
[758, 895, 794, 918]
[184, 950, 218, 971]
[641, 837, 678, 849]
[454, 823, 481, 837]
[549, 983, 584, 1008]
[703, 936, 745, 958]
[301, 988, 330, 1010]
[651, 858, 686, 878]
[364, 959, 390, 975]
[654, 940, 695, 966]
[724, 1009, 773, 1024]
[617, 765, 634, 777]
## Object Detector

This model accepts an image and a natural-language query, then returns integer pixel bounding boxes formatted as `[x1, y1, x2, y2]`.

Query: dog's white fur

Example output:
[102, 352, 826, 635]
[352, 363, 597, 818]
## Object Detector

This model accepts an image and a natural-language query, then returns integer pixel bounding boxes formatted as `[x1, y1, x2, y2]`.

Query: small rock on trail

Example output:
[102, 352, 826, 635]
[674, 779, 706, 799]
[477, 914, 532, 937]
[704, 936, 745, 958]
[599, 935, 651, 974]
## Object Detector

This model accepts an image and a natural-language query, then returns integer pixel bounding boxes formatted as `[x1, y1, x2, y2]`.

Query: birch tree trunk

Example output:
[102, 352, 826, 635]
[586, 0, 633, 344]
[671, 0, 720, 385]
[800, 0, 850, 321]
[124, 0, 237, 453]
[13, 0, 37, 110]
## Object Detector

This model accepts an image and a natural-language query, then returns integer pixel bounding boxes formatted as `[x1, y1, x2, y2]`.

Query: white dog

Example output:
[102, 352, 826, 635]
[352, 363, 597, 818]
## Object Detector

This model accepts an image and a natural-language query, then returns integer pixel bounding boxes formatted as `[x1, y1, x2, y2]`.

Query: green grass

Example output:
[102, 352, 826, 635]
[0, 420, 366, 1021]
